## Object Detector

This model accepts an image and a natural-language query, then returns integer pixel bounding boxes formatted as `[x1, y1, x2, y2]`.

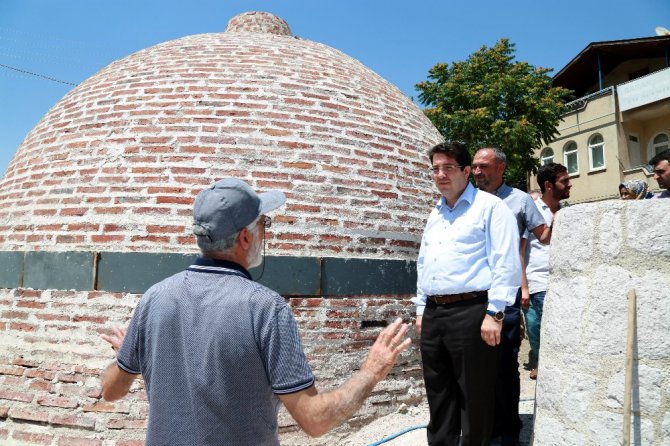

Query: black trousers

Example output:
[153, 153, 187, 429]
[493, 290, 522, 441]
[421, 295, 500, 446]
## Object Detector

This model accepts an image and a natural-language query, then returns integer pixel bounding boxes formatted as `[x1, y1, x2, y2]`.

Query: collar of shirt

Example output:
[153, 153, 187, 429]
[187, 257, 252, 280]
[494, 182, 512, 199]
[536, 197, 562, 213]
[436, 182, 477, 211]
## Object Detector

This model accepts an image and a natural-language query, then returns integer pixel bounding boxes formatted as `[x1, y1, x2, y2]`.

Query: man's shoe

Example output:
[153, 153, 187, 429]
[530, 368, 538, 380]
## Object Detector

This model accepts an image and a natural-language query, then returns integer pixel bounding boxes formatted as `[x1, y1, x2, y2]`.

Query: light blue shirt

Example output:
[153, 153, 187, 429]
[494, 183, 546, 238]
[414, 183, 521, 315]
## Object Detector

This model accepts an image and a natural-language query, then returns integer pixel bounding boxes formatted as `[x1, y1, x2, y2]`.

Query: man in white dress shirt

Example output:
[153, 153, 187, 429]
[414, 142, 521, 446]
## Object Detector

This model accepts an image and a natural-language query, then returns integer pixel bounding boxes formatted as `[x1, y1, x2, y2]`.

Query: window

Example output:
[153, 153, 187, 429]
[588, 134, 605, 170]
[652, 133, 669, 157]
[563, 142, 578, 174]
[628, 134, 641, 167]
[540, 148, 554, 165]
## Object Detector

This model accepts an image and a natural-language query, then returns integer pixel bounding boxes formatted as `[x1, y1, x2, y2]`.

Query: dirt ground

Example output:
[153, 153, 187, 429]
[281, 337, 537, 446]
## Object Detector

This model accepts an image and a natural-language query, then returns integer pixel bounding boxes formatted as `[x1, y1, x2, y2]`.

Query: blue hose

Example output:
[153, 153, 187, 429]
[366, 397, 535, 446]
[366, 424, 428, 446]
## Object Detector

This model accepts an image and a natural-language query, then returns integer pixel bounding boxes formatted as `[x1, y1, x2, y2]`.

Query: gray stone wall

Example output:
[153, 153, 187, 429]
[534, 199, 670, 445]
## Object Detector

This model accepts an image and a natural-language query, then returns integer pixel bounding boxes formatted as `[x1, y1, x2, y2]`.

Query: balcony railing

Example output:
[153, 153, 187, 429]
[564, 86, 614, 113]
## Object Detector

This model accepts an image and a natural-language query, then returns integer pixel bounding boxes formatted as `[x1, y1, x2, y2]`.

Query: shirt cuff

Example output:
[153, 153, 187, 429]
[411, 295, 426, 316]
[486, 286, 518, 312]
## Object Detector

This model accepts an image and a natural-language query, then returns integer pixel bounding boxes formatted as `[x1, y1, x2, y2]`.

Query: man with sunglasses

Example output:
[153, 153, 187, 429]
[100, 178, 411, 445]
[414, 142, 521, 446]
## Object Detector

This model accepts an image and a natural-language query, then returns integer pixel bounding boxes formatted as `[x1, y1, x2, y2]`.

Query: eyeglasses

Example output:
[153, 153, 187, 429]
[430, 164, 462, 175]
[262, 216, 271, 229]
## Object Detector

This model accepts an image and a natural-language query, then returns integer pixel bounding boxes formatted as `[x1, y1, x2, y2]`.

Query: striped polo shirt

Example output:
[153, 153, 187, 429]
[117, 257, 315, 446]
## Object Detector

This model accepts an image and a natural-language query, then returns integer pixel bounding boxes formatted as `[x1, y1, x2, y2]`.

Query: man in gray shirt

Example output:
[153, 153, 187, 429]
[100, 178, 411, 445]
[473, 148, 550, 446]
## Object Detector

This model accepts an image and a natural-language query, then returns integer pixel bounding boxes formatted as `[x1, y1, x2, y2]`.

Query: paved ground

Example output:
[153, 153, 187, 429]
[281, 337, 538, 445]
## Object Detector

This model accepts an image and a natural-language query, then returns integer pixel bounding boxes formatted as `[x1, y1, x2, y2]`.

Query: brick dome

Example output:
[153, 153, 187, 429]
[0, 14, 440, 441]
[0, 11, 442, 258]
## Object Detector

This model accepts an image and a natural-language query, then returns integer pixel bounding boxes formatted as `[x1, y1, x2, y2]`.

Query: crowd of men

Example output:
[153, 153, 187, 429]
[414, 143, 570, 445]
[99, 144, 669, 446]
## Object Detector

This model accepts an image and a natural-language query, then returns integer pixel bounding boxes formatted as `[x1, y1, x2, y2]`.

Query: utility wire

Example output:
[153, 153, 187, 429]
[0, 63, 77, 86]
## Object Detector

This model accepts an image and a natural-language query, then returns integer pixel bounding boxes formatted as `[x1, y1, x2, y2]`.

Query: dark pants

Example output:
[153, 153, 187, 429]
[421, 295, 500, 446]
[492, 289, 522, 444]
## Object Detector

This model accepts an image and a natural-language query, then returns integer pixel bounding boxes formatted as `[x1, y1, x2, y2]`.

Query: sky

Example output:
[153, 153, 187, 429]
[1, 0, 668, 175]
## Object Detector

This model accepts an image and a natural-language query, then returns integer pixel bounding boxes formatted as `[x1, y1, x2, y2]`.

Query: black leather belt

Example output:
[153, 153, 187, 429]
[428, 291, 488, 304]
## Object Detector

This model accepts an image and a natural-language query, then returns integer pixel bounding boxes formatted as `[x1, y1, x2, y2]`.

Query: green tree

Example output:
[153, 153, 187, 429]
[416, 38, 572, 189]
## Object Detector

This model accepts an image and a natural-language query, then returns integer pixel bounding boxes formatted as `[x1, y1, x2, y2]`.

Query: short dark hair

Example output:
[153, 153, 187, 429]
[536, 162, 568, 194]
[428, 142, 471, 169]
[649, 149, 670, 167]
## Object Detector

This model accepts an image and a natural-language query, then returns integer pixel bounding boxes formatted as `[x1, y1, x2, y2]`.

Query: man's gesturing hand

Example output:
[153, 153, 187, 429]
[361, 318, 412, 382]
[101, 327, 127, 353]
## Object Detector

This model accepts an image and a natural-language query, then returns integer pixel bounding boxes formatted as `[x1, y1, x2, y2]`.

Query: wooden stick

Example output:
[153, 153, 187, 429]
[623, 288, 636, 446]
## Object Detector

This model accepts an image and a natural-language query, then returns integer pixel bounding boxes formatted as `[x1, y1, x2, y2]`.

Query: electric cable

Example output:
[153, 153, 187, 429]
[0, 63, 77, 86]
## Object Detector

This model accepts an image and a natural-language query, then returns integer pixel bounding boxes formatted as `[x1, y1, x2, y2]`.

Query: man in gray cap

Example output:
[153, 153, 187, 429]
[100, 178, 411, 445]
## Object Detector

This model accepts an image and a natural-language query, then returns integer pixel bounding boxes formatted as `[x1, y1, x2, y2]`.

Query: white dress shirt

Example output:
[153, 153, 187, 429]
[414, 183, 521, 315]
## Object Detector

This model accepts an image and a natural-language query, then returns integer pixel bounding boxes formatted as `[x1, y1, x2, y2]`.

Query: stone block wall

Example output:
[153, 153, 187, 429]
[534, 199, 670, 445]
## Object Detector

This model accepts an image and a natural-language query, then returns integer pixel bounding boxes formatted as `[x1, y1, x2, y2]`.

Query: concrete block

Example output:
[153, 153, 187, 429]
[634, 271, 670, 360]
[604, 363, 664, 415]
[631, 417, 656, 445]
[588, 411, 623, 445]
[662, 413, 670, 444]
[321, 258, 416, 296]
[534, 416, 584, 446]
[636, 364, 665, 415]
[585, 265, 631, 356]
[0, 251, 23, 288]
[626, 200, 670, 259]
[535, 367, 563, 415]
[607, 370, 626, 409]
[251, 256, 320, 295]
[551, 204, 595, 273]
[24, 251, 94, 291]
[542, 275, 588, 353]
[598, 207, 623, 259]
[590, 412, 656, 445]
[97, 252, 195, 293]
[560, 373, 599, 424]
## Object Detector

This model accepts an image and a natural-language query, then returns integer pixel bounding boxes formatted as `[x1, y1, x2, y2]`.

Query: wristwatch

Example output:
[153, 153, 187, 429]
[486, 309, 505, 322]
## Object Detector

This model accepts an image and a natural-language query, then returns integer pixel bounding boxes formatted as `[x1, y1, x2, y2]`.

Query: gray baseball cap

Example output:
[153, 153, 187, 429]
[192, 178, 286, 241]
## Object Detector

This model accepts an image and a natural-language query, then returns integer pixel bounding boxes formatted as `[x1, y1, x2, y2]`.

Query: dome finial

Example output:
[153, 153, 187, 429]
[225, 11, 292, 36]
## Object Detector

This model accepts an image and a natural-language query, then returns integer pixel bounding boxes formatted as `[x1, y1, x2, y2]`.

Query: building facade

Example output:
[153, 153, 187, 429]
[531, 36, 670, 203]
